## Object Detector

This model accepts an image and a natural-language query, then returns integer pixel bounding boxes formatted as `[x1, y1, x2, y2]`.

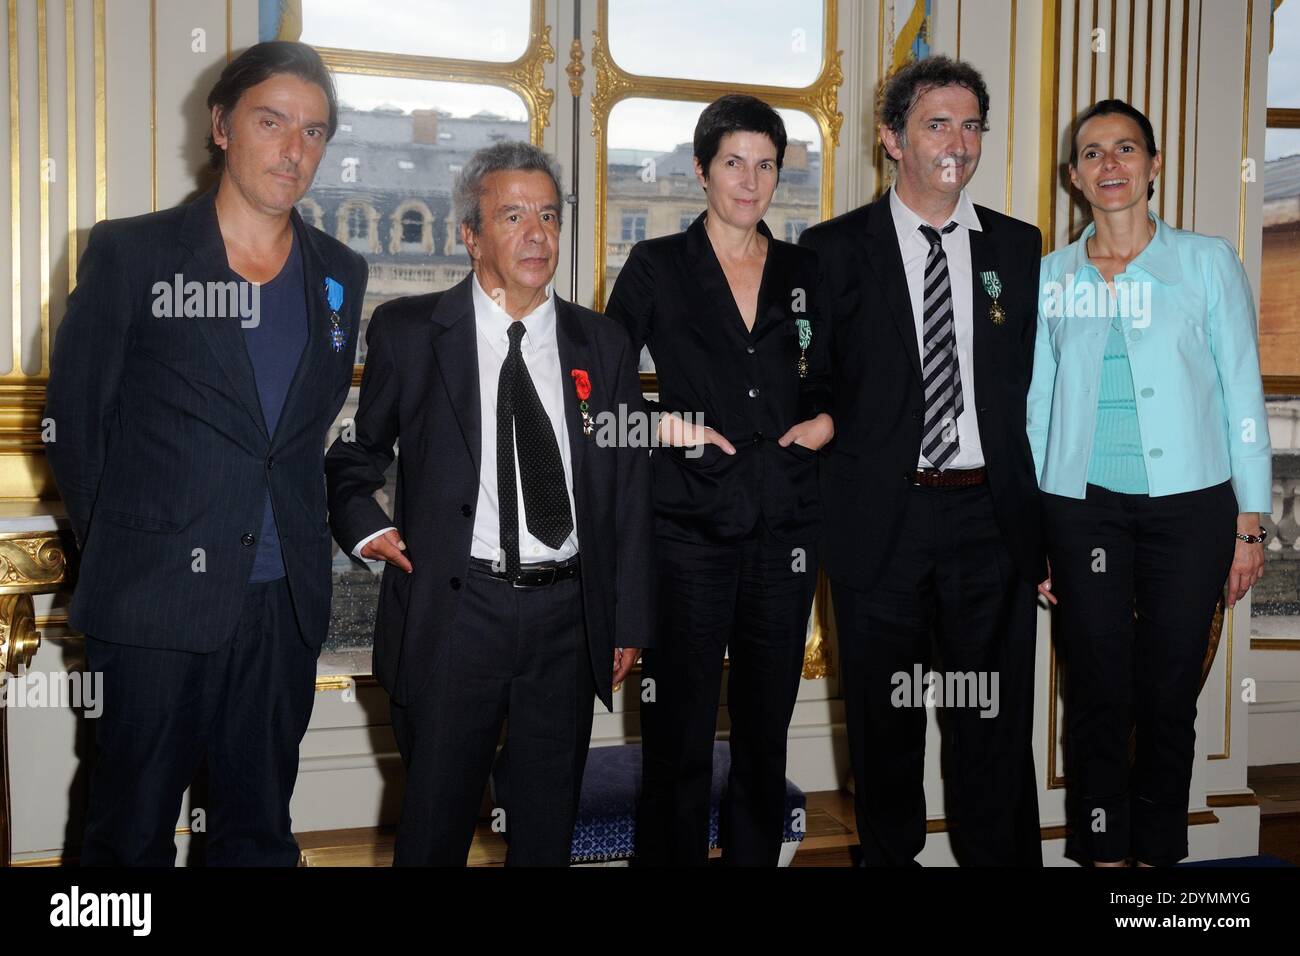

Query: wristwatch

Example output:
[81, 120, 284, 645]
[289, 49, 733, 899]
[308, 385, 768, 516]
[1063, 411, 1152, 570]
[1235, 527, 1268, 544]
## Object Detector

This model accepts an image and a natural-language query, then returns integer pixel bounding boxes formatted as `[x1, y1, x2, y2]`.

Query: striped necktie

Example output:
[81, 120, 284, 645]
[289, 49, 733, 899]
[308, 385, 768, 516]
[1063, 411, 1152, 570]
[918, 222, 962, 470]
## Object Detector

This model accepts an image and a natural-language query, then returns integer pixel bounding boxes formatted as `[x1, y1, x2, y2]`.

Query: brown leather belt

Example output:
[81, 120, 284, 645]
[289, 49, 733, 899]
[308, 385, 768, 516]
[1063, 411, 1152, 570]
[911, 467, 987, 488]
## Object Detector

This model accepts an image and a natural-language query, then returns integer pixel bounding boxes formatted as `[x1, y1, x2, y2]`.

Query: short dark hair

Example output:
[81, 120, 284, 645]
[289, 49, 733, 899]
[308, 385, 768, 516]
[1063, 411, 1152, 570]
[879, 55, 990, 157]
[1069, 98, 1159, 199]
[693, 94, 787, 178]
[205, 41, 338, 171]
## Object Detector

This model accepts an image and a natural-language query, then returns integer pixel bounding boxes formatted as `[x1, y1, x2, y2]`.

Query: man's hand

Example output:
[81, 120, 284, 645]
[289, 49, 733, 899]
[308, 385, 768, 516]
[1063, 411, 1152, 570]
[778, 412, 834, 451]
[657, 412, 735, 455]
[613, 647, 640, 688]
[360, 528, 413, 573]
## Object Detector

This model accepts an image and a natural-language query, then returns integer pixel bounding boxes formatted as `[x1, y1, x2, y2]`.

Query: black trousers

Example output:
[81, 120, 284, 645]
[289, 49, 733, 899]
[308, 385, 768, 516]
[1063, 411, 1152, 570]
[636, 528, 819, 866]
[81, 577, 318, 866]
[831, 482, 1041, 866]
[389, 566, 595, 866]
[1043, 481, 1237, 866]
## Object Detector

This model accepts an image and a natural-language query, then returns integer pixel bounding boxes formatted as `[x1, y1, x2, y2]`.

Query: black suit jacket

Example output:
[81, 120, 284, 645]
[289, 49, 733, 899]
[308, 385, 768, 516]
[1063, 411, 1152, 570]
[45, 187, 369, 651]
[323, 276, 655, 709]
[798, 194, 1045, 589]
[605, 215, 830, 544]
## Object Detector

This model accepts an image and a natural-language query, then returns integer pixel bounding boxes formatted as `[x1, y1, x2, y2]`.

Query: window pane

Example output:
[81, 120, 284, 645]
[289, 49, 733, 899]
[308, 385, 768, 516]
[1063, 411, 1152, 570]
[604, 98, 823, 370]
[304, 73, 528, 364]
[607, 0, 824, 87]
[299, 0, 531, 62]
[1268, 0, 1300, 108]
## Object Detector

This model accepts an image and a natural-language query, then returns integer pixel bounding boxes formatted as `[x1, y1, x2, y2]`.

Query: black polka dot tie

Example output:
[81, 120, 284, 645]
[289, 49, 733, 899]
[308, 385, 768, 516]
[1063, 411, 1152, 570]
[496, 321, 573, 574]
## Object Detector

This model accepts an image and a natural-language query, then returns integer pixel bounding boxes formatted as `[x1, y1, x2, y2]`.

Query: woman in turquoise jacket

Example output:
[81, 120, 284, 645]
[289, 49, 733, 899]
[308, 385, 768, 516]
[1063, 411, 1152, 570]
[1027, 99, 1271, 867]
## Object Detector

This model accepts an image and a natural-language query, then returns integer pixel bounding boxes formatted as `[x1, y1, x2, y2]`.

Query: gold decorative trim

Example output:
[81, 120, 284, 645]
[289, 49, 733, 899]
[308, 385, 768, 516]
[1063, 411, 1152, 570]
[589, 0, 843, 307]
[1175, 0, 1189, 228]
[0, 530, 67, 593]
[1264, 374, 1300, 394]
[9, 0, 21, 378]
[1004, 0, 1017, 216]
[1250, 637, 1300, 651]
[37, 0, 49, 376]
[314, 0, 555, 146]
[1067, 0, 1080, 242]
[1038, 0, 1061, 252]
[316, 674, 379, 693]
[566, 36, 584, 98]
[65, 0, 76, 297]
[1159, 0, 1171, 218]
[149, 0, 156, 212]
[1109, 0, 1117, 95]
[1192, 0, 1202, 230]
[0, 592, 38, 675]
[1238, 0, 1253, 259]
[93, 0, 104, 223]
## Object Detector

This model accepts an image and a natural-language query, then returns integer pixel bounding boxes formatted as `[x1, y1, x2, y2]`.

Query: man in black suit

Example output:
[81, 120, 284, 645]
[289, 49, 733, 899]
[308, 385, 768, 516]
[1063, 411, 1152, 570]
[799, 56, 1046, 865]
[325, 141, 653, 866]
[45, 42, 367, 865]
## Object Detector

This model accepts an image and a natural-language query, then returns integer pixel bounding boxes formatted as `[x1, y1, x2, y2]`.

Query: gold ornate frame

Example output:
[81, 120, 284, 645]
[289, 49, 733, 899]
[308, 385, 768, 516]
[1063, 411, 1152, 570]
[588, 0, 843, 309]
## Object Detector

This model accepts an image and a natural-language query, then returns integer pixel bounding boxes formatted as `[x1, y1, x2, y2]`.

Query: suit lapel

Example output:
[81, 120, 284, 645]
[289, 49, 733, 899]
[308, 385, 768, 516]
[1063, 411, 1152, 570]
[555, 297, 592, 486]
[429, 276, 482, 476]
[270, 209, 333, 448]
[180, 188, 268, 440]
[857, 196, 923, 383]
[968, 209, 1000, 416]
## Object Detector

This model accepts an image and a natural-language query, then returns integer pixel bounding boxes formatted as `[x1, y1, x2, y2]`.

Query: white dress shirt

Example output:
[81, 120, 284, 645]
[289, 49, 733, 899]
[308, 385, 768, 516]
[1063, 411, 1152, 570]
[352, 274, 580, 564]
[888, 186, 986, 469]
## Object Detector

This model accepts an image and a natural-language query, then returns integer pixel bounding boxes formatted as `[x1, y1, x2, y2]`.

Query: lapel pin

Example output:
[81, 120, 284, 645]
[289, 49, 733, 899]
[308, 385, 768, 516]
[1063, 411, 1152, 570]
[325, 276, 347, 352]
[980, 270, 1006, 325]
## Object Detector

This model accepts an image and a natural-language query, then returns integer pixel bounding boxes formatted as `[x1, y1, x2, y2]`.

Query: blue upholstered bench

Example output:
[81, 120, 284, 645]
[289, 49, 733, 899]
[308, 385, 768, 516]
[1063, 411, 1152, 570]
[569, 741, 807, 865]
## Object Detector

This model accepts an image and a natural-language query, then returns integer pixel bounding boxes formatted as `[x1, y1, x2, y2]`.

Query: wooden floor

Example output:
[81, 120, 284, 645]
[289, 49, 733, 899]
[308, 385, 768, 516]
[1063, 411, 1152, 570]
[1250, 763, 1300, 865]
[296, 789, 861, 867]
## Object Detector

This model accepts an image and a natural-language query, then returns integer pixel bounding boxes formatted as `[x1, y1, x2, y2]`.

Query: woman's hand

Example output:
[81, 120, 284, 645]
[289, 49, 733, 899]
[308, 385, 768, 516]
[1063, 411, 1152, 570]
[656, 411, 735, 454]
[1226, 513, 1266, 608]
[778, 413, 834, 452]
[1037, 558, 1058, 606]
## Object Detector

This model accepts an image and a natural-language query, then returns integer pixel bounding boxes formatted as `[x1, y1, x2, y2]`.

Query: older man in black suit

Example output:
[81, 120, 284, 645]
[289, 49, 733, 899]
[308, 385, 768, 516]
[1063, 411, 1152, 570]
[799, 56, 1046, 866]
[45, 42, 368, 865]
[325, 141, 654, 866]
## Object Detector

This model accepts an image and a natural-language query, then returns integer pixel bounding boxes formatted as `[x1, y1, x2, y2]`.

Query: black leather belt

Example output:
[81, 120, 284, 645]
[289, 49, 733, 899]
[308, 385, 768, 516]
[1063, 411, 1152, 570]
[468, 554, 580, 588]
[911, 467, 987, 488]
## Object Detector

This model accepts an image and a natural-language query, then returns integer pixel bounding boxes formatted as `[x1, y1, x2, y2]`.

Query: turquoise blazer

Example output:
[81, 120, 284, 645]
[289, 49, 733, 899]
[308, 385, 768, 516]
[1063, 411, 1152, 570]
[1026, 213, 1272, 513]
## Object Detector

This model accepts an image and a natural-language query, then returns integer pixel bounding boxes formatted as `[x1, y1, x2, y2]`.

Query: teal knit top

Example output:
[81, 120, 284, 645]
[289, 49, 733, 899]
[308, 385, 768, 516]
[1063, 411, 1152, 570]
[1086, 320, 1150, 494]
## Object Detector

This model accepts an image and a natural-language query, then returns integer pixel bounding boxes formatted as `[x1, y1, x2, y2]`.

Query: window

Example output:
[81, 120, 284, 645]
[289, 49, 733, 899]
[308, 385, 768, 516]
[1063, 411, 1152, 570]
[621, 209, 648, 243]
[679, 213, 695, 232]
[785, 219, 809, 243]
[1254, 0, 1299, 643]
[400, 210, 423, 244]
[299, 0, 531, 62]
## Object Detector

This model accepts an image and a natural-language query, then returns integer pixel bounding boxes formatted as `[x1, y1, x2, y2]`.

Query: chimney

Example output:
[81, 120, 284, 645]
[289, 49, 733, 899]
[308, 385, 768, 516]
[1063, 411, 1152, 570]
[412, 109, 439, 145]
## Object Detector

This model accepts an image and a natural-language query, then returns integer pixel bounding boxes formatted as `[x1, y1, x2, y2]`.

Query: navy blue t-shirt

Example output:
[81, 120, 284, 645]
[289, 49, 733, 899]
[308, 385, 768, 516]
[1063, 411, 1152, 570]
[240, 233, 308, 583]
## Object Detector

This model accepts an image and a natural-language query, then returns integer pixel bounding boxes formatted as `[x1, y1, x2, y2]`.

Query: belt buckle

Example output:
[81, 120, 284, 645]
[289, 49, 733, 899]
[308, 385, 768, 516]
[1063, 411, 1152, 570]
[512, 565, 556, 589]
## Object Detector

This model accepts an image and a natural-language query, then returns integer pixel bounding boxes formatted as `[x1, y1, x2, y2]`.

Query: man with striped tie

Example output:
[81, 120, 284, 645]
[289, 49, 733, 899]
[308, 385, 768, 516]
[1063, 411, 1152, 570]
[799, 56, 1046, 866]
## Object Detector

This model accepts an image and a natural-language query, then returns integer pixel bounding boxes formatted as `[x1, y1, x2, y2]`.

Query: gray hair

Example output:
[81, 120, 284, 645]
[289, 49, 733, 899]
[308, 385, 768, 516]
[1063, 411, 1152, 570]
[453, 141, 564, 235]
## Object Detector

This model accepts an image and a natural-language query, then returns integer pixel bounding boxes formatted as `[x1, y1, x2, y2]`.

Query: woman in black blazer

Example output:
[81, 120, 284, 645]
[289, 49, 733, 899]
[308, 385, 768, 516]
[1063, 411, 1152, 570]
[606, 94, 833, 866]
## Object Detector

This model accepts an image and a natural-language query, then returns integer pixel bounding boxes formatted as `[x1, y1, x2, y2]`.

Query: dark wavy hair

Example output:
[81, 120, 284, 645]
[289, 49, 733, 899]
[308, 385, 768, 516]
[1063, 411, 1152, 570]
[205, 41, 338, 171]
[1069, 99, 1160, 199]
[693, 94, 788, 178]
[879, 55, 990, 157]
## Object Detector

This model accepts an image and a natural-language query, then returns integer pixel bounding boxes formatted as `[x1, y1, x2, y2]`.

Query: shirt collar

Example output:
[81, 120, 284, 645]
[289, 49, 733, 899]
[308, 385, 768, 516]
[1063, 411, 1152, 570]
[1070, 210, 1183, 285]
[889, 185, 983, 243]
[470, 272, 556, 350]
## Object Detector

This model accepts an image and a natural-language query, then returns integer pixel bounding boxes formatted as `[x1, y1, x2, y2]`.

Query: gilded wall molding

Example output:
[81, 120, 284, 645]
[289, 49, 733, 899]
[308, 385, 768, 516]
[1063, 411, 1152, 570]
[566, 37, 584, 98]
